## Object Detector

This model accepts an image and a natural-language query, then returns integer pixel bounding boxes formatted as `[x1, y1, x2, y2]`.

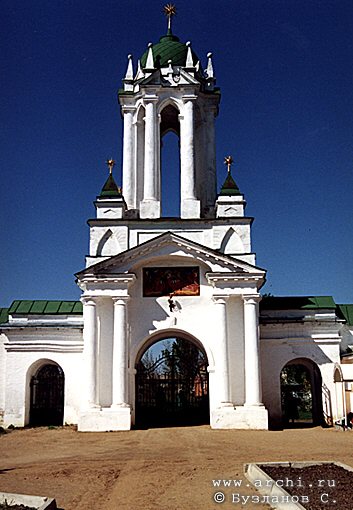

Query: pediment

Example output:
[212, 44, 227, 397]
[136, 68, 199, 89]
[76, 232, 265, 280]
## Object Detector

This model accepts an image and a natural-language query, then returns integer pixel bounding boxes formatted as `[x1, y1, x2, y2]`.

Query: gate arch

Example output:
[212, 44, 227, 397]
[280, 357, 323, 427]
[135, 334, 209, 428]
[29, 361, 65, 426]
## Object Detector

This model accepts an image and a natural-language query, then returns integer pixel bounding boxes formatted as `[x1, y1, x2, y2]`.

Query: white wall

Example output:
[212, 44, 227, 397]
[0, 334, 6, 424]
[260, 320, 342, 427]
[86, 220, 255, 268]
[3, 328, 83, 427]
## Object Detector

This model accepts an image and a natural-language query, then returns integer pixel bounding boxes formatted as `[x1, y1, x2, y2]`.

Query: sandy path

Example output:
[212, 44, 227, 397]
[1, 426, 352, 509]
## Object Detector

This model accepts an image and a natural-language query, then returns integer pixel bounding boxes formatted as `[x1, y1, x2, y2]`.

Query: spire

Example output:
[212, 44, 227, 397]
[123, 54, 134, 92]
[206, 52, 214, 78]
[219, 156, 241, 196]
[205, 52, 216, 91]
[145, 42, 155, 70]
[163, 3, 176, 35]
[185, 41, 194, 68]
[124, 55, 134, 81]
[100, 159, 122, 197]
[135, 59, 145, 80]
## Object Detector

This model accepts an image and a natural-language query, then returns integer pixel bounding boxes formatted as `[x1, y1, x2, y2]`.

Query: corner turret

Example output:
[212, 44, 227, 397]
[95, 159, 126, 219]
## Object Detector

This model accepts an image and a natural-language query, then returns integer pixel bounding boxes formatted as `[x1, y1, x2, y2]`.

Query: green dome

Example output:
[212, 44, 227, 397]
[140, 33, 199, 68]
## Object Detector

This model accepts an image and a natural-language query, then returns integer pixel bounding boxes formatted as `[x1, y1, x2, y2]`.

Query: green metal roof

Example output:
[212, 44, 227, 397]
[140, 33, 198, 68]
[219, 172, 241, 196]
[100, 174, 122, 198]
[337, 304, 353, 326]
[260, 296, 336, 310]
[0, 308, 9, 324]
[8, 300, 83, 315]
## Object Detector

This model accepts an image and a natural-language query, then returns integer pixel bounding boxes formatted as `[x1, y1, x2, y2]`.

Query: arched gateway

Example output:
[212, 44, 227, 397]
[29, 363, 65, 426]
[280, 358, 323, 427]
[135, 336, 209, 428]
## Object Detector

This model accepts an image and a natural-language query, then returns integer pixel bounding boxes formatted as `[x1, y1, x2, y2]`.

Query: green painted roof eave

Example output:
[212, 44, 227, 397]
[0, 308, 9, 325]
[260, 296, 336, 310]
[337, 304, 353, 326]
[8, 300, 83, 315]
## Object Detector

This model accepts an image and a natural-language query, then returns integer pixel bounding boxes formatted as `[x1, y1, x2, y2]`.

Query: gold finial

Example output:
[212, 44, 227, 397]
[163, 3, 176, 32]
[224, 155, 234, 174]
[106, 158, 116, 175]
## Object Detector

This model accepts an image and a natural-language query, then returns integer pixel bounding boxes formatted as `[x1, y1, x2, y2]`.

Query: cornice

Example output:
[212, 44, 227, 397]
[78, 273, 136, 284]
[5, 341, 83, 353]
[1, 324, 83, 331]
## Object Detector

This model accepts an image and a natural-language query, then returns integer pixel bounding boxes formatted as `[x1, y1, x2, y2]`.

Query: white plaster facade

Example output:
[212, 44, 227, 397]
[76, 232, 268, 431]
[1, 19, 353, 432]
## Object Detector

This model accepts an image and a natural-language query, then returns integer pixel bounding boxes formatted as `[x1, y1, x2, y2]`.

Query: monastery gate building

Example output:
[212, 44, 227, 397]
[1, 13, 353, 432]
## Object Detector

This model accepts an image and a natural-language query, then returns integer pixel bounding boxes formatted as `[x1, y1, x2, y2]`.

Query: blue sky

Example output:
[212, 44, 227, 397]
[1, 0, 353, 307]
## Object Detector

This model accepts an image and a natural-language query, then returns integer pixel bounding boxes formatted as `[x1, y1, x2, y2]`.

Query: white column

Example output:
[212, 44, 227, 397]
[122, 106, 135, 209]
[140, 96, 160, 218]
[81, 297, 98, 408]
[180, 97, 200, 218]
[213, 296, 231, 405]
[111, 297, 130, 407]
[243, 295, 262, 406]
[143, 98, 158, 201]
[156, 113, 161, 203]
[180, 99, 196, 200]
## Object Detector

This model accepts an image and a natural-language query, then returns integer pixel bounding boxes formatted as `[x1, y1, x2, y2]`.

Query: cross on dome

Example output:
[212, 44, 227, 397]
[163, 3, 177, 33]
[224, 155, 234, 174]
[106, 158, 116, 175]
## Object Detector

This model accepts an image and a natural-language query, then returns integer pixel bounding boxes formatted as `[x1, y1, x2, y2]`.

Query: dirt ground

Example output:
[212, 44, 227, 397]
[0, 425, 352, 510]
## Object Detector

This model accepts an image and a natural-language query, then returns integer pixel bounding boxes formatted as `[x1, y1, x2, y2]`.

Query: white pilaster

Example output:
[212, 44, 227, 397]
[204, 107, 217, 207]
[81, 297, 99, 409]
[122, 106, 135, 209]
[111, 297, 130, 407]
[243, 294, 262, 406]
[212, 295, 231, 405]
[180, 96, 200, 218]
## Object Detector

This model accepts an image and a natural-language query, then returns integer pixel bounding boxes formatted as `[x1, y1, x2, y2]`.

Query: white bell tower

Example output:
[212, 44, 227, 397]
[76, 6, 269, 433]
[118, 9, 220, 219]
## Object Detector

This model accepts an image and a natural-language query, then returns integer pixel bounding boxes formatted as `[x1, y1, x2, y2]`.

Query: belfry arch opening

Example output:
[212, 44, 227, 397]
[160, 104, 180, 217]
[135, 336, 209, 428]
[280, 358, 323, 428]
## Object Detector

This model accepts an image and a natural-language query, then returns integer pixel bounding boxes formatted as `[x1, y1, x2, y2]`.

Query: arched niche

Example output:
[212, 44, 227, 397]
[220, 228, 244, 255]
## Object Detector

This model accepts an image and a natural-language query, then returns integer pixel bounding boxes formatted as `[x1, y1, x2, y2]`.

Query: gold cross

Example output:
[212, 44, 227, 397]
[163, 3, 176, 31]
[224, 155, 234, 174]
[106, 158, 116, 175]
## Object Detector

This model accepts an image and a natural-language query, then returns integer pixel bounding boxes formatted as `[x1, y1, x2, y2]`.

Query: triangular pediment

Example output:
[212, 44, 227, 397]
[76, 232, 265, 279]
[135, 68, 200, 89]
